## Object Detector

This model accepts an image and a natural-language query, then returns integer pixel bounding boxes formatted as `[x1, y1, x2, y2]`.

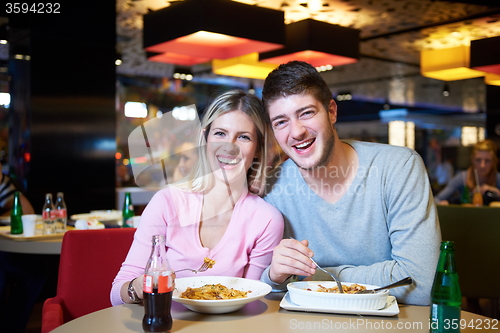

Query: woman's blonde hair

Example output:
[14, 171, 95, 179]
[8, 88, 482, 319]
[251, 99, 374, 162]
[466, 139, 499, 189]
[180, 90, 271, 196]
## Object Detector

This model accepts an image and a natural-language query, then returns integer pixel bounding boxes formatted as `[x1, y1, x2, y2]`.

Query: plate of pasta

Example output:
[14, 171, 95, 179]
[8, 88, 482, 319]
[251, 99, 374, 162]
[172, 276, 272, 314]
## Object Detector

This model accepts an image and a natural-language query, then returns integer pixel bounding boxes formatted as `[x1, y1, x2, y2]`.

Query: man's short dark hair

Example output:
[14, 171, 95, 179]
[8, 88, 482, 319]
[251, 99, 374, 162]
[262, 61, 333, 116]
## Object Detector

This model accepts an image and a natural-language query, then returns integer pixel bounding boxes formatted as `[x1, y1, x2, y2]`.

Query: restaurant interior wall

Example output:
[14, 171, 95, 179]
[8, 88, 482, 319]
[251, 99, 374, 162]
[486, 85, 500, 148]
[0, 60, 10, 172]
[7, 2, 116, 215]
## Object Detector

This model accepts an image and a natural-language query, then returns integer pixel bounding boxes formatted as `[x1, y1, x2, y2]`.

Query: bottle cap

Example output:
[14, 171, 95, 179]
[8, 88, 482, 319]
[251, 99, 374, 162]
[440, 240, 455, 250]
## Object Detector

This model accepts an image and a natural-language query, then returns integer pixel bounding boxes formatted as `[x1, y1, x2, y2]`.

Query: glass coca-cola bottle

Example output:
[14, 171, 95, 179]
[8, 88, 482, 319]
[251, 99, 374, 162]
[54, 192, 67, 232]
[42, 193, 55, 234]
[143, 234, 173, 333]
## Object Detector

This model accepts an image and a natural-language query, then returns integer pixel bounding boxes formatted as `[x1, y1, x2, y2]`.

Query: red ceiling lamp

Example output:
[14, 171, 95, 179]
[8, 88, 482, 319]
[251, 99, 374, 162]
[143, 0, 285, 66]
[471, 36, 500, 75]
[259, 19, 360, 68]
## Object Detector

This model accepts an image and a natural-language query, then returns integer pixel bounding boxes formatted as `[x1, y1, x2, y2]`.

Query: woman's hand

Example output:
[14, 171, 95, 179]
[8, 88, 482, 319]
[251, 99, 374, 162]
[438, 200, 449, 205]
[480, 184, 500, 196]
[132, 274, 145, 299]
[269, 239, 316, 284]
[121, 274, 145, 304]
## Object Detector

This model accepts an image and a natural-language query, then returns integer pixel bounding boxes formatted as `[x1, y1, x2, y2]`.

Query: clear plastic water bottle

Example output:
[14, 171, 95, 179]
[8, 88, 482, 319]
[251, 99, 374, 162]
[54, 192, 67, 232]
[42, 193, 55, 234]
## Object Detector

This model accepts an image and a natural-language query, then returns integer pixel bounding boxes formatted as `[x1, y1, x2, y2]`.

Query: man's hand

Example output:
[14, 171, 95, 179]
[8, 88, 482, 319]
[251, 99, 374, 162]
[269, 239, 316, 284]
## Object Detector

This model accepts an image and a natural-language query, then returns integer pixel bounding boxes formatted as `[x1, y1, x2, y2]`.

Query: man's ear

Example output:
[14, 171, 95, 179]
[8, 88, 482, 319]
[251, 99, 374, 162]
[328, 99, 338, 124]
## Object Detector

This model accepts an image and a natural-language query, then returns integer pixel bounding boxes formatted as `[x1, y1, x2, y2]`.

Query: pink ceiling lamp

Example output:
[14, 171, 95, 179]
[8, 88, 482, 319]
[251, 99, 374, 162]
[143, 0, 285, 66]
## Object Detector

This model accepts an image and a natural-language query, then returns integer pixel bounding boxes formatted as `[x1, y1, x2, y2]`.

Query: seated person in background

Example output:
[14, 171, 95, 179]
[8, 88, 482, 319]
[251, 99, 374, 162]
[434, 155, 454, 193]
[259, 61, 440, 306]
[0, 168, 34, 216]
[172, 141, 198, 182]
[116, 164, 136, 187]
[435, 139, 500, 205]
[0, 165, 38, 333]
[111, 90, 284, 305]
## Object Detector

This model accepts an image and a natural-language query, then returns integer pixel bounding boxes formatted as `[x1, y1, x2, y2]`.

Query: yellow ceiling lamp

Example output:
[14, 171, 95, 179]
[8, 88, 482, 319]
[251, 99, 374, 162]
[212, 53, 278, 80]
[485, 73, 500, 86]
[259, 19, 360, 68]
[143, 0, 285, 66]
[421, 45, 485, 81]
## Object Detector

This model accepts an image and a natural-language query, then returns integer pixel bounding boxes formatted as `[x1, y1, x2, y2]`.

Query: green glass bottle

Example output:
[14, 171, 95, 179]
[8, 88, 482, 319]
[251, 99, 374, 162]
[122, 192, 134, 228]
[460, 186, 470, 204]
[10, 191, 24, 235]
[430, 241, 462, 333]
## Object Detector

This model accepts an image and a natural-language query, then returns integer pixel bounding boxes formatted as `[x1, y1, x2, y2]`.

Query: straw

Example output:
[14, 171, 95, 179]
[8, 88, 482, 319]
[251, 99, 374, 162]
[474, 168, 481, 191]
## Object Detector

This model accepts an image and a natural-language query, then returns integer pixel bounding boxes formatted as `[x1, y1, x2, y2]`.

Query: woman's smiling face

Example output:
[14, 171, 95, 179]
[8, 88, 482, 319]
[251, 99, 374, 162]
[206, 110, 258, 184]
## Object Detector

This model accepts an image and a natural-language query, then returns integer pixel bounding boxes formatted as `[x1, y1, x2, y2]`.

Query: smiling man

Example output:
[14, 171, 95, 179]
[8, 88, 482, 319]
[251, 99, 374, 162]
[259, 61, 441, 306]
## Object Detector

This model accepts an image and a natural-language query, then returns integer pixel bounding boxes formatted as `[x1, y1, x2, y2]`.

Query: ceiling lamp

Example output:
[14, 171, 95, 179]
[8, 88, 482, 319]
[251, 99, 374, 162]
[212, 53, 278, 80]
[485, 73, 500, 86]
[470, 36, 500, 75]
[421, 46, 485, 81]
[143, 0, 285, 66]
[259, 19, 360, 68]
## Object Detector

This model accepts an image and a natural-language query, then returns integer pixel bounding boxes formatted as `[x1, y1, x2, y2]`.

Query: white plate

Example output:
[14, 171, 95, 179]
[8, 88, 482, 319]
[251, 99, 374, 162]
[172, 276, 272, 314]
[287, 281, 389, 310]
[280, 292, 399, 317]
[71, 211, 121, 222]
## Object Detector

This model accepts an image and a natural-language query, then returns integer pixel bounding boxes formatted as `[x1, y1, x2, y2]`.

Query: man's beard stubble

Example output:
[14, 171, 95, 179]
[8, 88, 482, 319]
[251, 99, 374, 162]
[295, 125, 336, 172]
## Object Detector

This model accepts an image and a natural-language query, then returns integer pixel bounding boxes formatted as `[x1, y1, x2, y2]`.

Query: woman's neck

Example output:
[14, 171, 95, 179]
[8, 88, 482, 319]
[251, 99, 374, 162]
[201, 176, 248, 221]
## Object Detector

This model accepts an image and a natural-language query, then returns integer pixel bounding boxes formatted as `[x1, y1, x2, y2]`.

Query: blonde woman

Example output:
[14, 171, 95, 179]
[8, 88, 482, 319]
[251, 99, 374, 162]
[111, 90, 284, 305]
[435, 139, 500, 205]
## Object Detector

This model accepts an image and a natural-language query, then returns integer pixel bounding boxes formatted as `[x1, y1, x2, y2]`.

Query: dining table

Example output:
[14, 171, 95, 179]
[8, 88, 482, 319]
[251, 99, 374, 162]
[50, 292, 497, 333]
[0, 225, 68, 255]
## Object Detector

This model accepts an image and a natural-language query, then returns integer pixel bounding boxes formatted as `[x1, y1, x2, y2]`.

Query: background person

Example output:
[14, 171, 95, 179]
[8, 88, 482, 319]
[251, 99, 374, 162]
[0, 165, 35, 216]
[111, 90, 284, 305]
[0, 164, 39, 333]
[259, 61, 440, 306]
[435, 139, 500, 205]
[172, 141, 199, 182]
[434, 154, 454, 193]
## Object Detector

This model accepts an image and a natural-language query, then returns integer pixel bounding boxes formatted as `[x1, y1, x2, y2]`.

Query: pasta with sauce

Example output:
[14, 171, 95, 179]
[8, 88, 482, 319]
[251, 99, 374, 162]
[307, 283, 367, 294]
[180, 284, 249, 300]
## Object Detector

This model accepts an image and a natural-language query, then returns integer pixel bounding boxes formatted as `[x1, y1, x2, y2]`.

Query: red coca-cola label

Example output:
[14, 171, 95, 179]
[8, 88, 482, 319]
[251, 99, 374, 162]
[144, 275, 153, 293]
[143, 273, 173, 293]
[52, 209, 67, 218]
[157, 274, 172, 293]
[42, 211, 57, 219]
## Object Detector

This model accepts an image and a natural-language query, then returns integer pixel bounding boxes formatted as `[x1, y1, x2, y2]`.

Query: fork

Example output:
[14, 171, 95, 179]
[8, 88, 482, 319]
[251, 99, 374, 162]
[289, 237, 344, 293]
[354, 277, 413, 294]
[308, 256, 344, 294]
[175, 260, 212, 274]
